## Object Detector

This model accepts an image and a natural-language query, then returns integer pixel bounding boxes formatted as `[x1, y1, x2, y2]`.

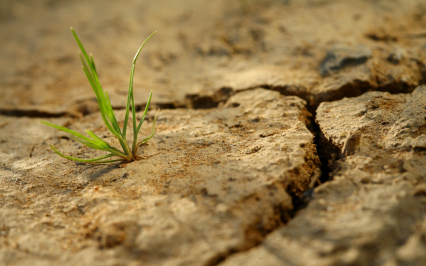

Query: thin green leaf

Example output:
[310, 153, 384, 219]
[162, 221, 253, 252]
[85, 130, 107, 145]
[64, 132, 123, 156]
[82, 159, 123, 164]
[123, 31, 157, 139]
[42, 28, 158, 164]
[41, 120, 124, 157]
[131, 87, 137, 147]
[49, 145, 121, 163]
[90, 54, 97, 72]
[73, 30, 121, 139]
[81, 66, 100, 98]
[71, 27, 91, 68]
[136, 109, 159, 148]
[85, 130, 120, 151]
[116, 136, 132, 157]
[103, 89, 122, 134]
[41, 120, 95, 144]
[136, 91, 153, 134]
[79, 54, 93, 81]
[68, 135, 105, 150]
[132, 91, 152, 153]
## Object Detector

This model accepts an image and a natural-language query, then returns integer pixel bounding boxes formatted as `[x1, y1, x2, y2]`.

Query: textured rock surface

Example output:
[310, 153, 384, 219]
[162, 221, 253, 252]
[312, 47, 423, 108]
[0, 89, 319, 265]
[1, 0, 425, 115]
[1, 0, 426, 265]
[318, 44, 373, 76]
[219, 86, 426, 266]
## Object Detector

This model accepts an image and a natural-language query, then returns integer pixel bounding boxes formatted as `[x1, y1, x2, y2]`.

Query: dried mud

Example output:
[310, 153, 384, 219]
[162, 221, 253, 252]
[1, 0, 426, 265]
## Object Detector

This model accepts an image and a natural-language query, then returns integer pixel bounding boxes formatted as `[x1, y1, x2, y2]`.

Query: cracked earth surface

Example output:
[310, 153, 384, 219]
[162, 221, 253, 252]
[1, 0, 426, 265]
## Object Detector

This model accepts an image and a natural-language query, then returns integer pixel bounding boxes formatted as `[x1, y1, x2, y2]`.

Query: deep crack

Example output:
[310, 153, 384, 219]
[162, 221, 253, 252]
[208, 80, 425, 265]
[2, 77, 423, 266]
[0, 109, 70, 118]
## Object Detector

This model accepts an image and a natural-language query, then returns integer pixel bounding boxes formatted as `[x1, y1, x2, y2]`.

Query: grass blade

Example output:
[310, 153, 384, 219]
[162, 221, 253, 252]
[41, 28, 158, 164]
[85, 130, 123, 153]
[41, 120, 96, 144]
[72, 28, 122, 139]
[71, 27, 91, 67]
[41, 120, 126, 156]
[123, 31, 157, 139]
[134, 109, 159, 155]
[136, 91, 153, 134]
[49, 145, 120, 163]
[103, 89, 122, 134]
[132, 91, 153, 153]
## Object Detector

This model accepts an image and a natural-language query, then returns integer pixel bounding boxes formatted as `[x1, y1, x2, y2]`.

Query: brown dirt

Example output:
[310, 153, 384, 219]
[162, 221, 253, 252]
[1, 0, 426, 265]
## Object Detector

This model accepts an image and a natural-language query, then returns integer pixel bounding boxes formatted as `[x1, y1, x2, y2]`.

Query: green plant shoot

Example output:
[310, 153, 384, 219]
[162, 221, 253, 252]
[41, 27, 159, 163]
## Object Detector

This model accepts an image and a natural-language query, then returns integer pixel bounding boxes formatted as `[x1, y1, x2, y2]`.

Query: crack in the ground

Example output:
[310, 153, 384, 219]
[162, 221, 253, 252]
[0, 109, 70, 118]
[0, 101, 183, 118]
[2, 73, 423, 119]
[205, 91, 324, 266]
[185, 87, 235, 109]
[2, 75, 424, 266]
[183, 75, 424, 112]
[206, 80, 425, 265]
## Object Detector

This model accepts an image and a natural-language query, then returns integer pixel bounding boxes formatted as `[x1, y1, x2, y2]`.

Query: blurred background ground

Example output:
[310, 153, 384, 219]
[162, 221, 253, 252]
[1, 0, 426, 265]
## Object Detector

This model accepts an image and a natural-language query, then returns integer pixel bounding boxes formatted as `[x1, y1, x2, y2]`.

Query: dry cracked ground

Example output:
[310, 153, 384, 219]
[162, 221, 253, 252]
[1, 0, 426, 265]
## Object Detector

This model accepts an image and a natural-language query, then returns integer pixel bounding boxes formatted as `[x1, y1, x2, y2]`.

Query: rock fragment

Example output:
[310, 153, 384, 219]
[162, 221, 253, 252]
[313, 47, 423, 107]
[219, 86, 426, 266]
[387, 48, 406, 64]
[318, 44, 372, 76]
[0, 89, 320, 265]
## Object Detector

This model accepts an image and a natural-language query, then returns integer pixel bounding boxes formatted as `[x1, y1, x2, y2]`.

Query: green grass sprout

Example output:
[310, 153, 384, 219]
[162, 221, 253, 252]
[41, 28, 159, 163]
